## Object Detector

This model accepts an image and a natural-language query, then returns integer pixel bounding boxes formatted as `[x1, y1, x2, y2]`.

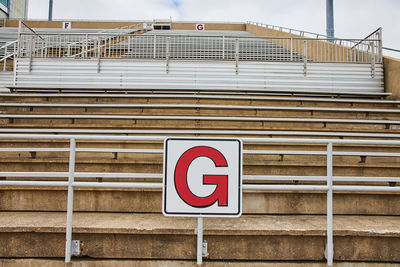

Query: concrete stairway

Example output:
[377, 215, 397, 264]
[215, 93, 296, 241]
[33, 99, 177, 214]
[0, 91, 400, 264]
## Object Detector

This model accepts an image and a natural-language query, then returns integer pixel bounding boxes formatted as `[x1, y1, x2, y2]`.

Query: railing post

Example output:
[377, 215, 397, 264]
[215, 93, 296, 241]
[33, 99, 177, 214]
[97, 37, 101, 73]
[290, 38, 293, 61]
[370, 41, 375, 78]
[326, 142, 334, 266]
[197, 217, 203, 265]
[3, 45, 7, 71]
[222, 36, 225, 60]
[65, 138, 76, 262]
[28, 37, 33, 72]
[303, 40, 307, 76]
[166, 37, 170, 74]
[85, 34, 88, 58]
[16, 20, 22, 58]
[153, 35, 157, 59]
[235, 38, 239, 75]
[377, 28, 383, 63]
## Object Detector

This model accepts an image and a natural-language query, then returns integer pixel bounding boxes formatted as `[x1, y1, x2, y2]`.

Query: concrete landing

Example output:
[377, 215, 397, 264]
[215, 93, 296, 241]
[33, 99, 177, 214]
[0, 212, 399, 261]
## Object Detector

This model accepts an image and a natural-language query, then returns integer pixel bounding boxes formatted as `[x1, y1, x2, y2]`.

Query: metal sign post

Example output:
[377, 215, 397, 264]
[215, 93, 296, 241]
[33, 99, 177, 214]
[163, 138, 242, 264]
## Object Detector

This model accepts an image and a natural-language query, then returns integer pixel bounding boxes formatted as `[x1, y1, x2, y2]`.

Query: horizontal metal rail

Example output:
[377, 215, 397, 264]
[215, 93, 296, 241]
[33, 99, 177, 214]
[2, 147, 400, 156]
[1, 128, 400, 138]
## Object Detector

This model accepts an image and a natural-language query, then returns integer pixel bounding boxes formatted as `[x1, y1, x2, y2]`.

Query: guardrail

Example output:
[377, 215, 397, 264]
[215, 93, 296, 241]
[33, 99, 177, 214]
[16, 32, 382, 64]
[0, 40, 18, 71]
[247, 21, 330, 39]
[0, 134, 399, 265]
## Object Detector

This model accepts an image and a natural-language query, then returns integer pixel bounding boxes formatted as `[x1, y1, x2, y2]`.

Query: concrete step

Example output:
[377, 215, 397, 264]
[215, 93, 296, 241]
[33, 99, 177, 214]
[0, 212, 399, 261]
[0, 93, 398, 109]
[1, 259, 399, 267]
[1, 118, 399, 133]
[1, 187, 400, 215]
[1, 104, 399, 120]
[0, 157, 399, 177]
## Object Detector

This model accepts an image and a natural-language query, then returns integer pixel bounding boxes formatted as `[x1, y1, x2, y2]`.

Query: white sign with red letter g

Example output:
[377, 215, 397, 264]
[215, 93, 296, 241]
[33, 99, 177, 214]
[163, 138, 242, 217]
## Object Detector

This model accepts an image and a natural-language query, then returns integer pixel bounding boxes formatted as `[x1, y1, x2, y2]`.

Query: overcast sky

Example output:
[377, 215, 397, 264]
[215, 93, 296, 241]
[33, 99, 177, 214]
[26, 0, 399, 57]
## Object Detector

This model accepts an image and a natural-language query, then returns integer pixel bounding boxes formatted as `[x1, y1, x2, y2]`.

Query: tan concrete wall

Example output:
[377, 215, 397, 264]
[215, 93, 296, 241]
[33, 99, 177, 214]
[246, 24, 359, 63]
[383, 56, 400, 99]
[4, 19, 143, 29]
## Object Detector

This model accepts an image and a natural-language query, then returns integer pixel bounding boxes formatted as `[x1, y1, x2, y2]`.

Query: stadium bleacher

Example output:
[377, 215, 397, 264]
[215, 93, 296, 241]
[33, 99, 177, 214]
[0, 20, 399, 266]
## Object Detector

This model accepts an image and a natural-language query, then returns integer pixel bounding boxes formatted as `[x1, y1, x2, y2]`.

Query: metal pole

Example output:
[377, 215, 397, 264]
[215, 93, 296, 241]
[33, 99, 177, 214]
[370, 41, 375, 78]
[326, 142, 333, 266]
[303, 40, 307, 76]
[65, 138, 76, 262]
[166, 37, 170, 74]
[326, 0, 334, 39]
[197, 217, 203, 265]
[48, 0, 53, 21]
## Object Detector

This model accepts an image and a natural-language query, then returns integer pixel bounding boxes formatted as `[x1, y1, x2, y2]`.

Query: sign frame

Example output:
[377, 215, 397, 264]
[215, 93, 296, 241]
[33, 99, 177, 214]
[163, 137, 242, 217]
[62, 22, 72, 29]
[196, 23, 205, 31]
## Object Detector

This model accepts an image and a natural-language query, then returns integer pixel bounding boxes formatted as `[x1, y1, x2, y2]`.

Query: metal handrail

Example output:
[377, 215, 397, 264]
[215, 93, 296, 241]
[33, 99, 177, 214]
[0, 134, 399, 266]
[20, 21, 45, 41]
[383, 47, 400, 53]
[17, 32, 382, 64]
[0, 40, 18, 63]
[351, 27, 382, 49]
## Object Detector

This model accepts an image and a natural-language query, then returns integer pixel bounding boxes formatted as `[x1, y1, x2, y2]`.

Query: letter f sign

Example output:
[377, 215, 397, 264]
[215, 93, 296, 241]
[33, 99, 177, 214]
[163, 138, 242, 217]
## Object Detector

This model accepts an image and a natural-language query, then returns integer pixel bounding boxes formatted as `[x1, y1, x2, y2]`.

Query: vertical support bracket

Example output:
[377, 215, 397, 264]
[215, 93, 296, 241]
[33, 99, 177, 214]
[71, 240, 81, 256]
[65, 138, 76, 263]
[325, 142, 334, 266]
[303, 40, 307, 76]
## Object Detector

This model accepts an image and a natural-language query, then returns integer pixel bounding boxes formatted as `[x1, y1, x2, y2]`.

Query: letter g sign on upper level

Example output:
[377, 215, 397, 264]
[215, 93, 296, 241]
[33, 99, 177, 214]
[163, 138, 242, 217]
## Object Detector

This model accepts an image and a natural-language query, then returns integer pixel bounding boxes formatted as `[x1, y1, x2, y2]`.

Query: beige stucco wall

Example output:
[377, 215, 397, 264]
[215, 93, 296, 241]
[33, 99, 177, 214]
[383, 56, 400, 99]
[172, 22, 245, 31]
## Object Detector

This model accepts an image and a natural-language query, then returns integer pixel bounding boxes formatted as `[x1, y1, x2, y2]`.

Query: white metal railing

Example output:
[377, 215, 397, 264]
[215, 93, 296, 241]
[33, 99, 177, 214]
[17, 32, 382, 64]
[0, 40, 18, 71]
[0, 134, 399, 265]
